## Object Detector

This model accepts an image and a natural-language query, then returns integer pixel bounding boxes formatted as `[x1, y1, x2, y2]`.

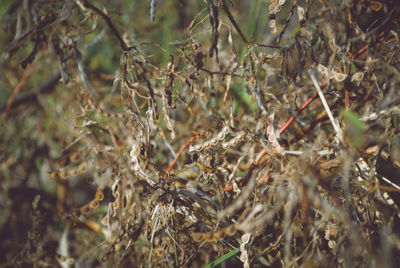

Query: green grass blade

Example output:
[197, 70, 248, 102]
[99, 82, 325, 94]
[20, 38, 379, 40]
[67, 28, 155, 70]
[204, 248, 240, 268]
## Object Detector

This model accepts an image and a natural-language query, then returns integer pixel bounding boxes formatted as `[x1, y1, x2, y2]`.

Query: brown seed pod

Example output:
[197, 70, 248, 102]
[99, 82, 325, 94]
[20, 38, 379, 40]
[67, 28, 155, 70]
[95, 188, 104, 201]
[69, 152, 82, 163]
[78, 162, 88, 173]
[101, 215, 108, 226]
[203, 232, 214, 242]
[57, 157, 69, 167]
[224, 224, 237, 236]
[89, 200, 100, 209]
[68, 167, 79, 176]
[58, 171, 68, 179]
[112, 200, 120, 209]
[212, 230, 225, 240]
[49, 171, 59, 179]
[192, 232, 203, 242]
[80, 204, 91, 214]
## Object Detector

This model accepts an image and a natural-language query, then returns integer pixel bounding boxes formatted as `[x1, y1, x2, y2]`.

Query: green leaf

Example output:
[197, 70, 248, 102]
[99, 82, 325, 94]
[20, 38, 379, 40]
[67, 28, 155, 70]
[341, 109, 366, 148]
[204, 248, 240, 268]
[340, 109, 365, 132]
[32, 194, 41, 210]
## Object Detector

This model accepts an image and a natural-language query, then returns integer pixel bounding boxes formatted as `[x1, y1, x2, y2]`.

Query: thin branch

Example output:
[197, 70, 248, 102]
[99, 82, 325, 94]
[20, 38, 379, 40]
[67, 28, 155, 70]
[220, 0, 248, 46]
[163, 135, 198, 179]
[1, 72, 61, 112]
[308, 69, 342, 142]
[83, 1, 129, 51]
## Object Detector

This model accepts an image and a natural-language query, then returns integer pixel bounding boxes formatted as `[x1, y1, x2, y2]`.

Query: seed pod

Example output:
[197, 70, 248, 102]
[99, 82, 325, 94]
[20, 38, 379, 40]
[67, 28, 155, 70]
[240, 251, 248, 263]
[89, 200, 100, 209]
[78, 162, 88, 173]
[224, 224, 237, 236]
[101, 215, 108, 226]
[49, 171, 59, 179]
[80, 204, 91, 214]
[241, 233, 251, 244]
[95, 188, 104, 201]
[192, 232, 203, 242]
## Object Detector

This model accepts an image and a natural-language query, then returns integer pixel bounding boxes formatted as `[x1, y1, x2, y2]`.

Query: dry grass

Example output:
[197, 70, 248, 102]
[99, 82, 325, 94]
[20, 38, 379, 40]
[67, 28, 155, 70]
[1, 0, 400, 267]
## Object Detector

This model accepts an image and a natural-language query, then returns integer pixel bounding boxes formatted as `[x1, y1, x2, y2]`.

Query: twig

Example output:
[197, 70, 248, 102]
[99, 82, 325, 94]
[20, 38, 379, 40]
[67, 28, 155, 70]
[279, 87, 323, 134]
[5, 39, 51, 114]
[308, 69, 342, 142]
[1, 72, 61, 112]
[83, 1, 129, 51]
[220, 0, 249, 46]
[164, 136, 198, 179]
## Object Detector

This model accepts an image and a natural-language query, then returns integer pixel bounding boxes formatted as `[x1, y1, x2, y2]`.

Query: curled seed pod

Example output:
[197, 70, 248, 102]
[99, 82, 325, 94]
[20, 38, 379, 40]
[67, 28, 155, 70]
[49, 171, 59, 179]
[210, 138, 219, 146]
[203, 232, 214, 242]
[297, 6, 305, 20]
[78, 162, 88, 173]
[203, 141, 211, 149]
[334, 72, 347, 82]
[69, 152, 81, 163]
[370, 0, 383, 11]
[268, 134, 275, 143]
[224, 224, 237, 236]
[269, 19, 276, 30]
[69, 168, 78, 176]
[213, 230, 225, 240]
[222, 125, 230, 135]
[222, 142, 229, 149]
[240, 251, 248, 263]
[95, 188, 104, 201]
[317, 64, 328, 76]
[217, 131, 226, 141]
[237, 132, 244, 140]
[192, 232, 203, 242]
[112, 200, 120, 209]
[80, 204, 91, 214]
[269, 4, 275, 12]
[351, 72, 364, 82]
[59, 171, 68, 179]
[228, 138, 238, 146]
[101, 215, 108, 225]
[111, 207, 117, 218]
[240, 243, 247, 252]
[89, 200, 100, 209]
[195, 144, 203, 151]
[241, 233, 251, 244]
[267, 125, 274, 134]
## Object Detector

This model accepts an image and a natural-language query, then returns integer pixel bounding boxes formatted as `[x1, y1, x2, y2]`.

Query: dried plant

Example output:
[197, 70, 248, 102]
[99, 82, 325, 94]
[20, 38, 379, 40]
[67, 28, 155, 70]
[1, 0, 400, 267]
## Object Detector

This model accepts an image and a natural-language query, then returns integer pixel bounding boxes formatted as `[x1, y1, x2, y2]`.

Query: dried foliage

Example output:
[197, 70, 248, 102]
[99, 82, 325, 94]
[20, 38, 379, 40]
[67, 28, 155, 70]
[1, 0, 400, 267]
